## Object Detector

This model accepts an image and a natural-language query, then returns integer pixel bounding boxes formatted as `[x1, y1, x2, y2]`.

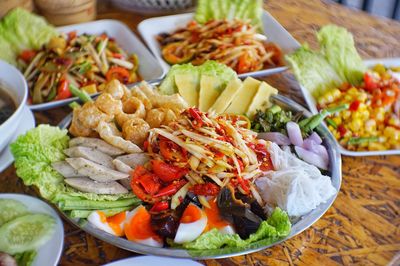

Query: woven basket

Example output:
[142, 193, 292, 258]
[110, 0, 196, 14]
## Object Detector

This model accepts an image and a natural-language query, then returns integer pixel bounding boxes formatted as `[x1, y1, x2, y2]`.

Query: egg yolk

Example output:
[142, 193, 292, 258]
[124, 206, 161, 242]
[180, 204, 202, 223]
[98, 211, 126, 236]
[204, 199, 230, 231]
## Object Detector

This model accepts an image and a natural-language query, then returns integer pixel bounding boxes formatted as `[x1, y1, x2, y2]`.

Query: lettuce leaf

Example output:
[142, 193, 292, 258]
[286, 25, 366, 98]
[0, 8, 57, 64]
[317, 25, 365, 86]
[285, 45, 343, 97]
[158, 61, 236, 95]
[10, 125, 137, 203]
[195, 0, 263, 30]
[171, 208, 290, 252]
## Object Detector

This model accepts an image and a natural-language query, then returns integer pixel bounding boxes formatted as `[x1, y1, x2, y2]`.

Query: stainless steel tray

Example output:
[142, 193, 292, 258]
[58, 93, 342, 259]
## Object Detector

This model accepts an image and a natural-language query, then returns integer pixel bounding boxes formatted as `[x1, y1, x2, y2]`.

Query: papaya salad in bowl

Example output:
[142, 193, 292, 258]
[10, 63, 341, 258]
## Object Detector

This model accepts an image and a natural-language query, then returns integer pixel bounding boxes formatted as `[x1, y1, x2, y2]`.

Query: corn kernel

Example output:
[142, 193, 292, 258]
[333, 117, 342, 125]
[332, 89, 341, 99]
[348, 87, 358, 95]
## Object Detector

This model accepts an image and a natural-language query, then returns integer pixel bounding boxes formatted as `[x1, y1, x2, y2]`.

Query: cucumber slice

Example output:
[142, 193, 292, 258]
[0, 199, 28, 227]
[0, 214, 56, 255]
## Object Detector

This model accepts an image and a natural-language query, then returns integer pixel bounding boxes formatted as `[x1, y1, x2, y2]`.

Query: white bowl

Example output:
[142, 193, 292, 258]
[0, 60, 28, 153]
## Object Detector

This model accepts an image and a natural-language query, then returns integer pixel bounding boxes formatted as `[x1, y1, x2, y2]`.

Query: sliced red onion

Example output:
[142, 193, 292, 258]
[258, 132, 291, 146]
[294, 146, 328, 170]
[286, 121, 303, 146]
[303, 139, 329, 161]
[308, 132, 322, 145]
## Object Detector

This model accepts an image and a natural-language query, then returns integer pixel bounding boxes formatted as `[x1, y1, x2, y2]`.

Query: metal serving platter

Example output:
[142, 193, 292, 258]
[57, 92, 341, 259]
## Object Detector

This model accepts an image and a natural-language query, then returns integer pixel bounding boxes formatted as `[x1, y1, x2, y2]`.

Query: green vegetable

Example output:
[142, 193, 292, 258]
[195, 0, 263, 30]
[317, 25, 365, 85]
[0, 8, 57, 65]
[76, 61, 92, 74]
[172, 208, 290, 251]
[286, 25, 366, 98]
[300, 104, 349, 133]
[69, 206, 132, 218]
[286, 45, 343, 98]
[69, 101, 81, 109]
[348, 136, 379, 145]
[14, 250, 37, 266]
[11, 125, 138, 203]
[0, 214, 55, 255]
[59, 198, 138, 210]
[251, 105, 292, 134]
[325, 118, 337, 129]
[158, 61, 236, 95]
[69, 84, 93, 103]
[0, 199, 28, 227]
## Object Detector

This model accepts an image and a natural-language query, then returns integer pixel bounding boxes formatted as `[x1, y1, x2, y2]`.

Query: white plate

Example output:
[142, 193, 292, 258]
[0, 193, 64, 266]
[0, 105, 35, 172]
[299, 58, 400, 156]
[104, 255, 202, 266]
[138, 11, 300, 78]
[29, 19, 164, 111]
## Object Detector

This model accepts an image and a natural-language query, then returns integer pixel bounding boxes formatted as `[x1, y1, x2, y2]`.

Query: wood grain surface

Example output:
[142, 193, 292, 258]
[1, 0, 399, 265]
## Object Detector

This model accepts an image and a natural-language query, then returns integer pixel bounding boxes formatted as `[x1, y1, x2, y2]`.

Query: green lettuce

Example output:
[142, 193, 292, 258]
[195, 0, 263, 30]
[285, 45, 343, 97]
[10, 125, 138, 204]
[158, 61, 236, 95]
[317, 25, 365, 85]
[170, 208, 290, 253]
[0, 8, 57, 64]
[286, 25, 366, 98]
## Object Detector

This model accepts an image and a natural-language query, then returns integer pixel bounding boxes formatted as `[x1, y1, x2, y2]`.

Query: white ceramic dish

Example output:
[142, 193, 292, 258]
[0, 60, 28, 153]
[0, 193, 64, 266]
[138, 11, 300, 78]
[298, 57, 400, 156]
[29, 19, 164, 111]
[104, 255, 202, 266]
[0, 106, 35, 173]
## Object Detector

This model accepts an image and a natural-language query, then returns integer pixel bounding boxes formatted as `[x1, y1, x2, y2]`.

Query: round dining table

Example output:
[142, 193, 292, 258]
[1, 0, 399, 265]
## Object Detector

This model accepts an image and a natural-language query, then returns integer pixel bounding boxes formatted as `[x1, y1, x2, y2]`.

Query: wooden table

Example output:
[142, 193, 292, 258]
[1, 0, 400, 265]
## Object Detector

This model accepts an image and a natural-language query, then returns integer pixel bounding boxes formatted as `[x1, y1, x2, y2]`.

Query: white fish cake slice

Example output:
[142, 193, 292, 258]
[66, 158, 129, 182]
[65, 177, 128, 194]
[64, 146, 114, 169]
[69, 137, 125, 156]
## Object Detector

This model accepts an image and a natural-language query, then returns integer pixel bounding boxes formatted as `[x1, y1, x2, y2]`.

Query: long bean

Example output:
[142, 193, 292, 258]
[69, 84, 93, 103]
[69, 206, 132, 218]
[348, 136, 379, 145]
[59, 198, 139, 210]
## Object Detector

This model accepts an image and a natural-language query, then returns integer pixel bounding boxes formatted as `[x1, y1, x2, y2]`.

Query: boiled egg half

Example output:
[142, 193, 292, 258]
[124, 205, 163, 247]
[174, 203, 208, 244]
[88, 210, 126, 237]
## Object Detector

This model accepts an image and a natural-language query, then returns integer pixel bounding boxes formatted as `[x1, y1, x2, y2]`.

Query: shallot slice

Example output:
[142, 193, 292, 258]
[286, 121, 303, 146]
[257, 132, 291, 146]
[294, 146, 328, 170]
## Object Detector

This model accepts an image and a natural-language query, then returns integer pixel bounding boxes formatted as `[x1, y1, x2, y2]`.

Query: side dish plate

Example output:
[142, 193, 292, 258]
[29, 20, 164, 111]
[138, 11, 300, 79]
[298, 58, 400, 156]
[0, 194, 64, 266]
[58, 93, 341, 259]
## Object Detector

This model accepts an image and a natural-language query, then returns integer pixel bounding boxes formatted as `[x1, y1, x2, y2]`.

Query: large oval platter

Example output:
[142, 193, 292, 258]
[57, 92, 341, 259]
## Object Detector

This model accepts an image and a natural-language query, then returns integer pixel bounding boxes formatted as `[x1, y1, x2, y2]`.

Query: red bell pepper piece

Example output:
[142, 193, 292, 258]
[364, 73, 378, 91]
[154, 179, 187, 198]
[190, 182, 220, 196]
[19, 50, 37, 63]
[151, 160, 188, 183]
[55, 80, 72, 100]
[188, 108, 204, 127]
[349, 100, 361, 111]
[150, 201, 169, 212]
